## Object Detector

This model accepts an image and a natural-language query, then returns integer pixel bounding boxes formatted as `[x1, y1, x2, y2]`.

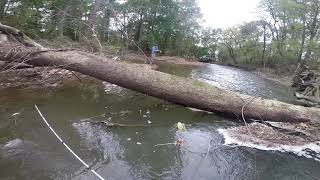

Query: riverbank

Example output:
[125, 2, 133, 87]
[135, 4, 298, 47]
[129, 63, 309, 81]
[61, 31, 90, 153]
[0, 50, 152, 90]
[253, 68, 293, 86]
[215, 62, 293, 86]
[0, 54, 293, 89]
[0, 67, 76, 89]
[155, 58, 293, 87]
[123, 53, 204, 67]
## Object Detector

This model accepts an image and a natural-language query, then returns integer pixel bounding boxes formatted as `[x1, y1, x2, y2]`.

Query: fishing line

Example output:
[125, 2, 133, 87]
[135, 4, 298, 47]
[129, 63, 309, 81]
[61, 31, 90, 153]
[34, 105, 105, 180]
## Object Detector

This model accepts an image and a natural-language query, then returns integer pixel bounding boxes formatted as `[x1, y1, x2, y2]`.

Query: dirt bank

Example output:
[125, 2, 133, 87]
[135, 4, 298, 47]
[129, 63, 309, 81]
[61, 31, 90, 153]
[209, 62, 293, 86]
[253, 68, 293, 86]
[154, 56, 204, 67]
[0, 67, 90, 89]
[124, 53, 204, 67]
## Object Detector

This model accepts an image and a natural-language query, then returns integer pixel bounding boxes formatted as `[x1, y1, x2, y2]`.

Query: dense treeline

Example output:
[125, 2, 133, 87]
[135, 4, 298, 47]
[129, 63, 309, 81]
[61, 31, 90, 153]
[0, 0, 319, 70]
[214, 0, 320, 71]
[0, 0, 203, 57]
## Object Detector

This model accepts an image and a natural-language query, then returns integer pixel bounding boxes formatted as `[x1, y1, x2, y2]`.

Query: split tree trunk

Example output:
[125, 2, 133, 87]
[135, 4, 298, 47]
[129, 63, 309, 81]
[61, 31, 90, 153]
[0, 24, 320, 124]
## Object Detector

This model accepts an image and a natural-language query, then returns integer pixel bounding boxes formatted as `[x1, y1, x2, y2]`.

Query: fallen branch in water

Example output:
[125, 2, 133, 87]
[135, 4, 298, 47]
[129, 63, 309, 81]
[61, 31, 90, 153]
[241, 97, 258, 136]
[154, 143, 176, 147]
[100, 120, 149, 127]
[154, 140, 183, 147]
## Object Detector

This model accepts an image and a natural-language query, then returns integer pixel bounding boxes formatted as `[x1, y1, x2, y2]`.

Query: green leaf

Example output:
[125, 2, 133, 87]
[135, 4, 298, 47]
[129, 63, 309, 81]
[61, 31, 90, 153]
[176, 122, 186, 131]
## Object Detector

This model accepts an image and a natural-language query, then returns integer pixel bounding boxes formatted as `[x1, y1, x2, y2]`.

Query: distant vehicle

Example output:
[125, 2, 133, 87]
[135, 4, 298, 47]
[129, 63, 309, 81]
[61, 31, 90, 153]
[199, 55, 214, 63]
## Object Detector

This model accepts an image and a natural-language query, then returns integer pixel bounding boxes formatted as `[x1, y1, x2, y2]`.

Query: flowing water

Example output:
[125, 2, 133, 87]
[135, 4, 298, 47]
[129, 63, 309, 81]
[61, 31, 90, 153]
[0, 63, 319, 180]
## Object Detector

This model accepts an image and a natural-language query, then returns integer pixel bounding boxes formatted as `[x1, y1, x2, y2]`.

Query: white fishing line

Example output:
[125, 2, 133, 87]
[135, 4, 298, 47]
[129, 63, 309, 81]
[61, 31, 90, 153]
[34, 105, 105, 180]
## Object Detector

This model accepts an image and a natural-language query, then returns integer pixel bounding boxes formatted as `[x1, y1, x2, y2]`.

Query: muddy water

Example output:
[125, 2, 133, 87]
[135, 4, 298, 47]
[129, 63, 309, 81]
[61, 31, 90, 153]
[0, 63, 319, 180]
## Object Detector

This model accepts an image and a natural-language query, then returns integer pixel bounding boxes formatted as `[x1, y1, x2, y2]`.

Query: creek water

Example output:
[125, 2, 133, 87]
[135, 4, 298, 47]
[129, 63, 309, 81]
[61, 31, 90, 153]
[0, 63, 319, 180]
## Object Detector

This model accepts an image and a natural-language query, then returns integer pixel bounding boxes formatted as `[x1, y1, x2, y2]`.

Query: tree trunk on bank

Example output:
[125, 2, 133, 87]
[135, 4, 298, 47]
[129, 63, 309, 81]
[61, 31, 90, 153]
[0, 0, 7, 18]
[88, 0, 101, 34]
[305, 2, 320, 61]
[57, 0, 71, 37]
[0, 25, 320, 124]
[262, 23, 267, 68]
[298, 18, 306, 64]
[134, 14, 143, 42]
[226, 44, 238, 65]
[100, 7, 110, 42]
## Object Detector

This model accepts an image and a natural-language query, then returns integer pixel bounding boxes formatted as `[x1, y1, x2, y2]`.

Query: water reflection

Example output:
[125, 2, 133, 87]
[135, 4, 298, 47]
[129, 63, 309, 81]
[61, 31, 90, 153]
[73, 122, 136, 180]
[0, 138, 80, 179]
[71, 120, 258, 180]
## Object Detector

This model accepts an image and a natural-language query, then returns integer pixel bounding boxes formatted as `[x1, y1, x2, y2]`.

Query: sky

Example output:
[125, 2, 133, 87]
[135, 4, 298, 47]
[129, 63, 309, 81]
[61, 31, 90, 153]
[198, 0, 260, 29]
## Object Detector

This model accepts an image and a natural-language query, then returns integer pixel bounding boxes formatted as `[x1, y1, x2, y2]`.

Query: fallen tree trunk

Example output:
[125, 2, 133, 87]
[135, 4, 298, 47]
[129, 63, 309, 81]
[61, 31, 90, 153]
[0, 61, 5, 69]
[0, 25, 320, 123]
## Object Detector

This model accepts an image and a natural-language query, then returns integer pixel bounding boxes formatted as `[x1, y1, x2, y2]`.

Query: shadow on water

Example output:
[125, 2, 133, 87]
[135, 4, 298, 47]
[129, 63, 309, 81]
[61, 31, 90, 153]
[0, 63, 319, 179]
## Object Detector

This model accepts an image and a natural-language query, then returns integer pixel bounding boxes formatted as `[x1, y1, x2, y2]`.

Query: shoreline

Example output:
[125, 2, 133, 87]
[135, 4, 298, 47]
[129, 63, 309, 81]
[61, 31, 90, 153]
[252, 68, 293, 86]
[0, 54, 293, 89]
[212, 62, 293, 86]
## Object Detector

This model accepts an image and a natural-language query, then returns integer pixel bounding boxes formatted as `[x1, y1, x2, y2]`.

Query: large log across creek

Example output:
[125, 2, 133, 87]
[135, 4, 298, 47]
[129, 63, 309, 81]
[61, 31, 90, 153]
[0, 24, 320, 124]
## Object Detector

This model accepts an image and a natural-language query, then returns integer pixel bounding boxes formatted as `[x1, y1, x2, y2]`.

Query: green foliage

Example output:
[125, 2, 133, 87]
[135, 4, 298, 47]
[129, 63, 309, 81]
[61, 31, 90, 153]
[0, 0, 319, 70]
[209, 0, 320, 70]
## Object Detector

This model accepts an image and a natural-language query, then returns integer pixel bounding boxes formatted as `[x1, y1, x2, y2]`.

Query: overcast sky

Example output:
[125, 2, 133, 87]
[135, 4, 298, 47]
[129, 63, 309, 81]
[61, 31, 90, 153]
[198, 0, 260, 29]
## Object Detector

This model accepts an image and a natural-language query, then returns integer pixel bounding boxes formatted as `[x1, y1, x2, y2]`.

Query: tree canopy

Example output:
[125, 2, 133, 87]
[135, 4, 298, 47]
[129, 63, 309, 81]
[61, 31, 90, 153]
[1, 0, 319, 69]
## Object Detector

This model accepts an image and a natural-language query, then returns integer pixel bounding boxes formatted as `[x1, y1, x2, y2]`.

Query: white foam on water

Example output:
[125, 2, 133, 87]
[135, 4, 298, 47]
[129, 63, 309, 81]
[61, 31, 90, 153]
[218, 128, 320, 161]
